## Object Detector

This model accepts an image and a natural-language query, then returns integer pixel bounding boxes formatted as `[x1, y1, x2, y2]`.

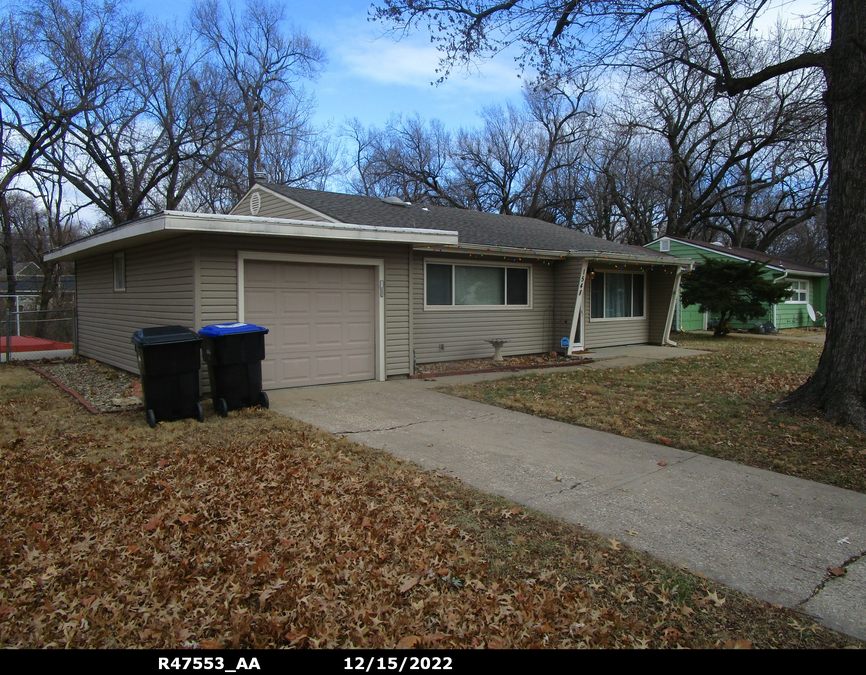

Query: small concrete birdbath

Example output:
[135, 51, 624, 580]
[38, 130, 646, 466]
[485, 338, 509, 362]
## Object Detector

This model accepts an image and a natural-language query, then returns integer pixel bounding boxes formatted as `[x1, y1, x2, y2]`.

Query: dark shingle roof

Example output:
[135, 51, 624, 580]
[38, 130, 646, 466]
[666, 236, 828, 274]
[263, 184, 679, 261]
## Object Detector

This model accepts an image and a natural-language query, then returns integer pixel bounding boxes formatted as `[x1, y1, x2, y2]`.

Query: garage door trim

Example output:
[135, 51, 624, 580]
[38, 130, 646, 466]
[237, 250, 386, 382]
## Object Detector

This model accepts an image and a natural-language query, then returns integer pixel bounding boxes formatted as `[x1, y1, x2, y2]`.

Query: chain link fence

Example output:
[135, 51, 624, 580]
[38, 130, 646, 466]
[2, 295, 77, 362]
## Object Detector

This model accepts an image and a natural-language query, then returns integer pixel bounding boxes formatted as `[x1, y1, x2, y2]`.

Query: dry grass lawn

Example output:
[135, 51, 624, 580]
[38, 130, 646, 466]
[0, 364, 861, 649]
[445, 334, 866, 493]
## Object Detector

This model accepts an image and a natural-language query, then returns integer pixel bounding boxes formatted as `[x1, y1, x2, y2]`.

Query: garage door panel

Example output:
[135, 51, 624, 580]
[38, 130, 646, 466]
[261, 359, 277, 388]
[314, 322, 344, 346]
[281, 322, 312, 348]
[314, 291, 345, 313]
[246, 261, 277, 284]
[246, 290, 278, 318]
[280, 356, 313, 386]
[280, 263, 313, 285]
[346, 321, 374, 345]
[281, 290, 312, 314]
[344, 267, 374, 285]
[245, 259, 377, 389]
[346, 290, 374, 309]
[346, 353, 375, 377]
[313, 354, 344, 378]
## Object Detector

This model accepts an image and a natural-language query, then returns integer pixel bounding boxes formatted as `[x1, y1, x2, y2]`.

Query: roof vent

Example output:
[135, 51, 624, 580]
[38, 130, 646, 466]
[381, 196, 410, 207]
[250, 191, 261, 216]
[253, 171, 268, 182]
[710, 241, 725, 246]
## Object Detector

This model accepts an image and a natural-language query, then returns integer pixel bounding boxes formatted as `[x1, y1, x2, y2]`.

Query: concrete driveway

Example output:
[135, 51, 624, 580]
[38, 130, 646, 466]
[268, 345, 865, 641]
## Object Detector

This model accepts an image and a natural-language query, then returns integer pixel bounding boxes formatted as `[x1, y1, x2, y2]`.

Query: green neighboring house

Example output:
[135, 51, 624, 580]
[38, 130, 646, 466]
[645, 236, 829, 331]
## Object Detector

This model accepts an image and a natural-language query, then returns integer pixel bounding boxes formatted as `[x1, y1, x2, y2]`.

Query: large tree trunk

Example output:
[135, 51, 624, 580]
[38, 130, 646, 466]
[776, 0, 866, 432]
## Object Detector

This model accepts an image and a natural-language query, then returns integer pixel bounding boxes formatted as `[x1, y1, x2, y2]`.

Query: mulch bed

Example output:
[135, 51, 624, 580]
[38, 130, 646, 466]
[412, 352, 591, 378]
[29, 358, 142, 413]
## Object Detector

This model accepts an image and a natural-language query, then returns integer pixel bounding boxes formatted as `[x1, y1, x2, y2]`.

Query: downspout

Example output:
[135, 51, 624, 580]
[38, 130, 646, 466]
[664, 265, 690, 346]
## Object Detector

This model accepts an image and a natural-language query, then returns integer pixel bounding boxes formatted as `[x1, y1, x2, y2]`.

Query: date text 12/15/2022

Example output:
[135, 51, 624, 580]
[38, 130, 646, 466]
[345, 657, 453, 671]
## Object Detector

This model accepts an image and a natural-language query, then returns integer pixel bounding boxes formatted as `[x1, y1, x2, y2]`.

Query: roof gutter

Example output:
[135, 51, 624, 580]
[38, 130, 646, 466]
[412, 244, 688, 265]
[413, 243, 569, 260]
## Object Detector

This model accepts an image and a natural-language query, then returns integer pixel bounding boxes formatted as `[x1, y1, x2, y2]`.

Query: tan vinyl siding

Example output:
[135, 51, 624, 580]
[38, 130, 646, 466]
[647, 269, 677, 344]
[553, 258, 582, 347]
[232, 189, 332, 221]
[412, 253, 556, 364]
[76, 237, 196, 374]
[584, 266, 649, 348]
[198, 235, 411, 377]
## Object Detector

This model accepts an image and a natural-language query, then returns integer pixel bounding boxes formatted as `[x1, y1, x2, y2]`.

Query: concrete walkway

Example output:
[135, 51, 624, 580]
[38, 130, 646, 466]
[268, 345, 865, 642]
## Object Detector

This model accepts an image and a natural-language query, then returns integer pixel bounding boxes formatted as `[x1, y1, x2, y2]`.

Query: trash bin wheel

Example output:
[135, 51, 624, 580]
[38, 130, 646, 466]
[146, 409, 157, 429]
[215, 398, 228, 418]
[259, 391, 269, 409]
[196, 402, 204, 423]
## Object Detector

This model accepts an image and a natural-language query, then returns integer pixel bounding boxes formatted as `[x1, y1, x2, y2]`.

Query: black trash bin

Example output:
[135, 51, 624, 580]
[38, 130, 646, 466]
[132, 326, 204, 428]
[198, 323, 269, 417]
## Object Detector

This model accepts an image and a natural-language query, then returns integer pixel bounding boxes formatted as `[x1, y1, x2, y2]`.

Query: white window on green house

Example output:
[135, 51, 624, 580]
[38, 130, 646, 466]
[425, 261, 530, 308]
[787, 279, 808, 303]
[590, 272, 645, 320]
[114, 252, 126, 291]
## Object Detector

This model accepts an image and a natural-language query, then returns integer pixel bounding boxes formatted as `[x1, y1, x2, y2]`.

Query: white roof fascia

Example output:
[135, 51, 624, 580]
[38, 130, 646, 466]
[231, 184, 341, 223]
[573, 251, 691, 266]
[44, 216, 166, 261]
[45, 211, 458, 262]
[779, 269, 828, 278]
[413, 243, 568, 259]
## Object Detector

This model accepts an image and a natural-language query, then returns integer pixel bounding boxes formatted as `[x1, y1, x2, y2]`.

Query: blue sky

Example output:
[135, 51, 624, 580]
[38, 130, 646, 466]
[130, 0, 821, 134]
[130, 0, 527, 133]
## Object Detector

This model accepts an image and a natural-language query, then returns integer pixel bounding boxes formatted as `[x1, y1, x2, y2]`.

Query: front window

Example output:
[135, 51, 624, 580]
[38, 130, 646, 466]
[425, 262, 530, 308]
[590, 272, 645, 319]
[787, 279, 808, 303]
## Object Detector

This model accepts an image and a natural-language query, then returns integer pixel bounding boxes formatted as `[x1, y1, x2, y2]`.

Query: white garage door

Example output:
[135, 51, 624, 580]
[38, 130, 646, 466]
[244, 260, 376, 388]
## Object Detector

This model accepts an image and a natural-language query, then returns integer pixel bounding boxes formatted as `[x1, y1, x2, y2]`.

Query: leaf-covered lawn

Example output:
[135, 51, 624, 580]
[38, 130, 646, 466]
[0, 365, 859, 648]
[444, 334, 866, 493]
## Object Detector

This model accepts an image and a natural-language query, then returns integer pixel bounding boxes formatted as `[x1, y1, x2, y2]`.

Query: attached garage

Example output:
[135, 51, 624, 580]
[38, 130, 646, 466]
[241, 256, 380, 388]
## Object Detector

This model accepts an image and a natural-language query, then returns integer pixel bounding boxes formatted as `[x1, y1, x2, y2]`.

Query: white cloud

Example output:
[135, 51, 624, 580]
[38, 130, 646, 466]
[337, 38, 522, 94]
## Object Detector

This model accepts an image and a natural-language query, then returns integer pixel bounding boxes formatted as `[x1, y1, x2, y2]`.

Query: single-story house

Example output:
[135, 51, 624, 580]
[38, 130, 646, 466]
[45, 184, 691, 390]
[645, 235, 829, 331]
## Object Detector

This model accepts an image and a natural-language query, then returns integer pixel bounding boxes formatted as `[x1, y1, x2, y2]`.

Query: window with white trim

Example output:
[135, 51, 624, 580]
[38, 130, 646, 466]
[659, 239, 670, 252]
[113, 252, 126, 291]
[787, 279, 808, 303]
[590, 272, 645, 319]
[425, 261, 530, 308]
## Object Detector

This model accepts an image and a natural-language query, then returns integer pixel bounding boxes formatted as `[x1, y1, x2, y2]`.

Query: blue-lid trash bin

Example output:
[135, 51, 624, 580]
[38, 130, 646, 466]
[198, 323, 270, 417]
[132, 325, 204, 428]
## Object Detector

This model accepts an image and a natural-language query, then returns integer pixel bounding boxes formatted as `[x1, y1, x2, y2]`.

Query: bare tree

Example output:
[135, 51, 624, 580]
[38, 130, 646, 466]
[7, 173, 83, 320]
[0, 0, 131, 301]
[48, 18, 241, 224]
[342, 114, 463, 206]
[192, 0, 327, 195]
[373, 1, 866, 430]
